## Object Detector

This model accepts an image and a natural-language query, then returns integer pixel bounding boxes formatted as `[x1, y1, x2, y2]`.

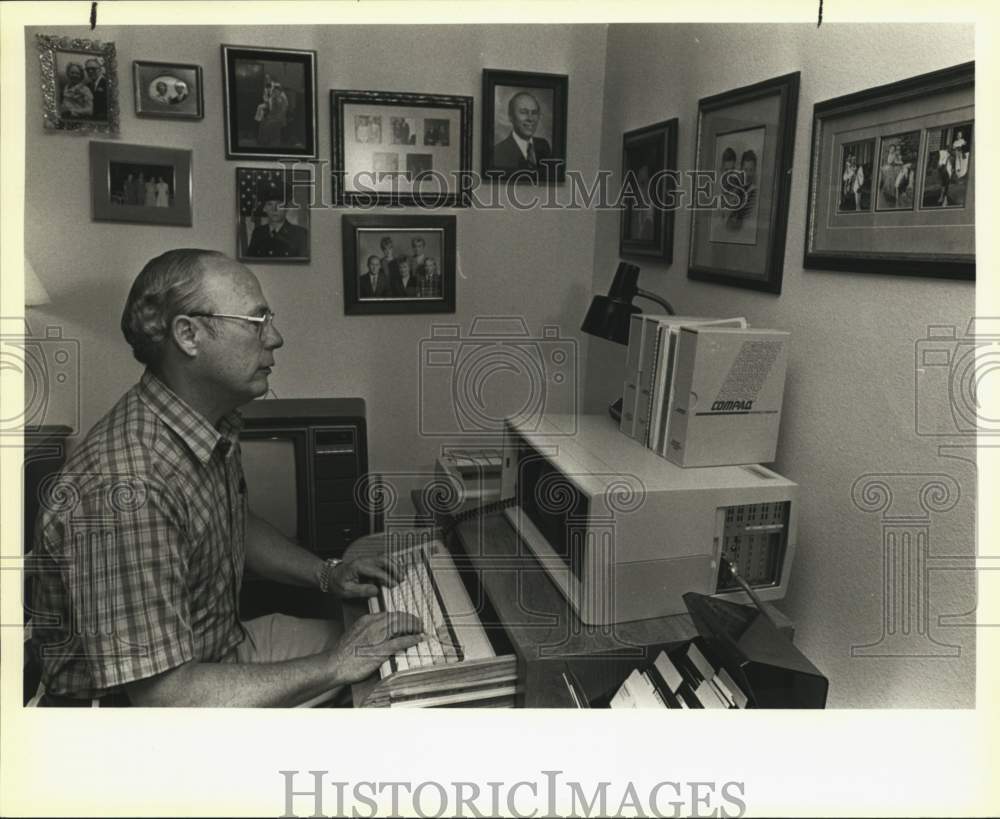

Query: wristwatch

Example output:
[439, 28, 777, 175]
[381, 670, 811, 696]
[318, 557, 342, 593]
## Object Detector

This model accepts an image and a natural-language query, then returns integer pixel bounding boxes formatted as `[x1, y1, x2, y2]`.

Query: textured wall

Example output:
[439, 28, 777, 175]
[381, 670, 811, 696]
[24, 23, 608, 507]
[589, 24, 977, 706]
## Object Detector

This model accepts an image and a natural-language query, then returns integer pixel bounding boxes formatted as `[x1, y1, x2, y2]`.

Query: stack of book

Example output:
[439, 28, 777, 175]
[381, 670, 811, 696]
[609, 641, 748, 709]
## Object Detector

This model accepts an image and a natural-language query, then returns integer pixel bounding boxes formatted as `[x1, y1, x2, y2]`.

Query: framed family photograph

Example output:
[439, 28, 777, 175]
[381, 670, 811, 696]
[222, 45, 317, 160]
[619, 118, 678, 262]
[236, 167, 312, 263]
[133, 61, 203, 119]
[89, 141, 193, 226]
[688, 72, 800, 294]
[36, 35, 119, 134]
[342, 214, 456, 315]
[330, 90, 473, 207]
[482, 69, 568, 183]
[804, 62, 974, 280]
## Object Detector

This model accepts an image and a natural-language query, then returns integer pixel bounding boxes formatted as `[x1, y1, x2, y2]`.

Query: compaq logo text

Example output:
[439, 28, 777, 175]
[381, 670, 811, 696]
[711, 400, 753, 411]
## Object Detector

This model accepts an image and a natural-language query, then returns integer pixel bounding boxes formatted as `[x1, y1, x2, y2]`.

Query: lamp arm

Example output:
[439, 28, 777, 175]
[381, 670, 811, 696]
[636, 287, 675, 315]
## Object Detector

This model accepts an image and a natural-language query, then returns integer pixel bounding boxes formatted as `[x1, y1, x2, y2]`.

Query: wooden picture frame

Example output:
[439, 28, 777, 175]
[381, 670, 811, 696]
[688, 72, 800, 294]
[236, 167, 312, 263]
[89, 142, 193, 226]
[619, 117, 678, 262]
[133, 60, 204, 120]
[804, 62, 974, 280]
[342, 214, 456, 315]
[330, 89, 473, 207]
[482, 69, 568, 184]
[36, 34, 119, 135]
[222, 45, 317, 160]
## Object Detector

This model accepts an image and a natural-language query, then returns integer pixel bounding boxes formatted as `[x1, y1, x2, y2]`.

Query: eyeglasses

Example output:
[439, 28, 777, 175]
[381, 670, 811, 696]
[187, 310, 276, 339]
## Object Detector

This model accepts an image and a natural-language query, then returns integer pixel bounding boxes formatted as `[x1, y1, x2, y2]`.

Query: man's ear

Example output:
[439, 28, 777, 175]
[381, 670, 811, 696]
[170, 314, 202, 359]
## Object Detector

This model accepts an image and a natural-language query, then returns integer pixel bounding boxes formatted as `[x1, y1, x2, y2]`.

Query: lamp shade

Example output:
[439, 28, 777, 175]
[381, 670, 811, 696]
[25, 257, 51, 306]
[580, 294, 640, 345]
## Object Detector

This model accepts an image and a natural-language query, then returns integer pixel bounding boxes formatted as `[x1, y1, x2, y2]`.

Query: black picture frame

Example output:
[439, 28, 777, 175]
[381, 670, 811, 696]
[688, 72, 800, 294]
[133, 61, 204, 120]
[36, 34, 119, 135]
[89, 141, 193, 226]
[342, 214, 456, 315]
[221, 45, 317, 160]
[619, 117, 678, 262]
[236, 167, 312, 263]
[482, 69, 568, 184]
[330, 89, 473, 207]
[804, 62, 974, 280]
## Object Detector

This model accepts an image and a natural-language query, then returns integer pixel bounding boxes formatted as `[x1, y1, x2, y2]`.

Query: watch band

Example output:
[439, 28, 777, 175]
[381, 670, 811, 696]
[318, 557, 342, 593]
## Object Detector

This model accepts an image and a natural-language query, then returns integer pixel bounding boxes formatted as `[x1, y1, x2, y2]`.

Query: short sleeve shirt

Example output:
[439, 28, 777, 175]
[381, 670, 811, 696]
[32, 371, 248, 699]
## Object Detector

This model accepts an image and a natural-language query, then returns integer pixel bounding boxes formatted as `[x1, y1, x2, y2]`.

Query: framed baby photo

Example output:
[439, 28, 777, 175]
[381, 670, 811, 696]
[619, 117, 678, 262]
[133, 60, 204, 119]
[90, 141, 193, 226]
[236, 167, 312, 263]
[804, 61, 974, 280]
[36, 34, 119, 134]
[342, 214, 456, 315]
[688, 72, 800, 294]
[330, 89, 473, 207]
[222, 45, 318, 160]
[482, 69, 568, 183]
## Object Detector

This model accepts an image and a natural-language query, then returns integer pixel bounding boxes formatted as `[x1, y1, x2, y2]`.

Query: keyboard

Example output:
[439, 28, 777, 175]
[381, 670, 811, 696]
[369, 539, 495, 679]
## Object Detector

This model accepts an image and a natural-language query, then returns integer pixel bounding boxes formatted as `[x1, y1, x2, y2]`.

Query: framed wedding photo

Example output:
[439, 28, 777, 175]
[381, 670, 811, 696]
[236, 167, 312, 263]
[36, 34, 119, 135]
[804, 62, 974, 280]
[619, 118, 678, 262]
[222, 45, 317, 160]
[342, 214, 456, 315]
[89, 141, 193, 226]
[330, 89, 473, 207]
[133, 61, 204, 119]
[482, 69, 568, 183]
[688, 72, 800, 294]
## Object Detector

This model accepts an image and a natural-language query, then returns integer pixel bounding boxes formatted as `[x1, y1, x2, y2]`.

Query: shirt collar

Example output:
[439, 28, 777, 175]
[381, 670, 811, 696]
[137, 370, 244, 464]
[511, 131, 532, 158]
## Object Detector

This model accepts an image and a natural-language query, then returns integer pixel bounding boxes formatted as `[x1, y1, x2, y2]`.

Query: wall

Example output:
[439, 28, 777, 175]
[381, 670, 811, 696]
[24, 23, 608, 509]
[589, 24, 977, 707]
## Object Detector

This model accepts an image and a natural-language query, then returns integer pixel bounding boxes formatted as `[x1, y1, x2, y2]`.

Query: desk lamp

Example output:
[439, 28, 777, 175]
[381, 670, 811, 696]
[581, 261, 675, 420]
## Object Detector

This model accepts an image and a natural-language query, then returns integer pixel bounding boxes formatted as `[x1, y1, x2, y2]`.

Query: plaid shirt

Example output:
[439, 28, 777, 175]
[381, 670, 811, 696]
[32, 370, 247, 699]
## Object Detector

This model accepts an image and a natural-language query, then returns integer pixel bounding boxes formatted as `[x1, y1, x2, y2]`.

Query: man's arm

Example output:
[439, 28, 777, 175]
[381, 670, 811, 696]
[125, 611, 422, 707]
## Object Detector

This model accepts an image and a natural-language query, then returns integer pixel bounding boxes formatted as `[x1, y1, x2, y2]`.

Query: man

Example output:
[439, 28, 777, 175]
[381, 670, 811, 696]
[410, 237, 428, 277]
[247, 197, 308, 259]
[491, 91, 553, 172]
[359, 254, 392, 299]
[85, 58, 108, 119]
[31, 249, 422, 706]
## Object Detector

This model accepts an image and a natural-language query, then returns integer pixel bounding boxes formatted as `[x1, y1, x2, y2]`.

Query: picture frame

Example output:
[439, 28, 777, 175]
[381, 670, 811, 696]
[236, 167, 312, 263]
[342, 214, 456, 315]
[89, 141, 193, 226]
[688, 72, 800, 294]
[804, 62, 974, 280]
[482, 69, 568, 183]
[330, 89, 473, 207]
[619, 117, 678, 262]
[36, 34, 119, 135]
[133, 60, 204, 120]
[222, 45, 317, 160]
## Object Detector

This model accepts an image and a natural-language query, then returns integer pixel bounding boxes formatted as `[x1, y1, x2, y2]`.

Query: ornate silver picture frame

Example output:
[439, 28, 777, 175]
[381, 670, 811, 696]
[36, 34, 119, 135]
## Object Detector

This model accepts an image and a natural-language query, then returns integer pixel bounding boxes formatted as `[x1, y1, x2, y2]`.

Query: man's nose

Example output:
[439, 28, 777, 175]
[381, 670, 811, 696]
[264, 322, 284, 349]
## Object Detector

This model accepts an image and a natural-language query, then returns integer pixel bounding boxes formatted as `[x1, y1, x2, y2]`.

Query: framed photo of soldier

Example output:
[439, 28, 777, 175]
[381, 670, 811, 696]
[330, 89, 473, 207]
[342, 214, 456, 315]
[481, 69, 568, 183]
[36, 34, 119, 135]
[236, 167, 312, 263]
[133, 60, 204, 120]
[89, 141, 192, 226]
[619, 117, 678, 262]
[222, 45, 318, 160]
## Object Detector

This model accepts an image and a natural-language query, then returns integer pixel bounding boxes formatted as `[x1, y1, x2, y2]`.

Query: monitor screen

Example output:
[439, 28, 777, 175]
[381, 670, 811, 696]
[241, 438, 298, 539]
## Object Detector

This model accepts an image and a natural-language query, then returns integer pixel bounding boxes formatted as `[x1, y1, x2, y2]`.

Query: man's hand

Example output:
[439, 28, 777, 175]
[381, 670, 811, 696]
[327, 553, 407, 599]
[330, 612, 423, 684]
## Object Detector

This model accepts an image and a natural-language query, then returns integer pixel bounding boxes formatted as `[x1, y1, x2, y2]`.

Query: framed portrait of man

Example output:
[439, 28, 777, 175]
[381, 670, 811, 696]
[236, 167, 312, 263]
[481, 69, 568, 183]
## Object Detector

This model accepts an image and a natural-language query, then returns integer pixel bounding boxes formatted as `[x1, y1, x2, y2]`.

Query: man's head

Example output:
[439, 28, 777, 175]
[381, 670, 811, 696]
[424, 257, 438, 276]
[721, 147, 737, 172]
[740, 150, 758, 185]
[121, 249, 282, 410]
[367, 255, 381, 275]
[411, 237, 425, 256]
[508, 92, 541, 140]
[84, 58, 104, 83]
[262, 198, 286, 226]
[380, 236, 394, 257]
